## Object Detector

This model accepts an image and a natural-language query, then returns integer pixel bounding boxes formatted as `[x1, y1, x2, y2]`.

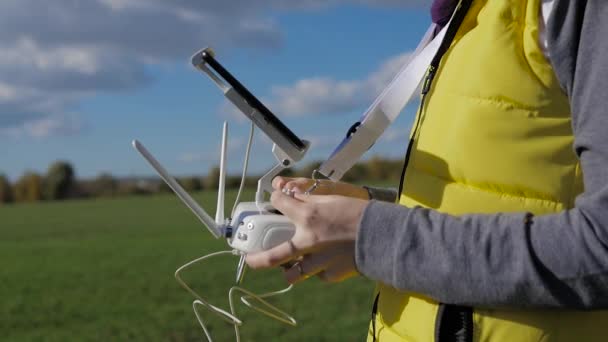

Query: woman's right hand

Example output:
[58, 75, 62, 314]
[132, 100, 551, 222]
[272, 176, 370, 200]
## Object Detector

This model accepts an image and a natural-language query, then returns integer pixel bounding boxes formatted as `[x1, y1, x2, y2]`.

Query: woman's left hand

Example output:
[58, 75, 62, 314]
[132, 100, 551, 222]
[245, 190, 368, 284]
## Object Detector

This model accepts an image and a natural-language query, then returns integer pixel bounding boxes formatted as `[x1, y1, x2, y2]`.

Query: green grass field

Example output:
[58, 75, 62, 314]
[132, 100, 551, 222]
[0, 191, 375, 341]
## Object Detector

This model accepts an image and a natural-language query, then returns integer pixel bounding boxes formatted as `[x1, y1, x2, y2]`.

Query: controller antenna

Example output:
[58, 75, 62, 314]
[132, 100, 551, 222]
[215, 122, 228, 226]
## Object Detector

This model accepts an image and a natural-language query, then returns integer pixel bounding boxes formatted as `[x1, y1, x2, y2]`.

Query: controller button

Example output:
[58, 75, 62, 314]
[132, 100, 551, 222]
[237, 232, 248, 241]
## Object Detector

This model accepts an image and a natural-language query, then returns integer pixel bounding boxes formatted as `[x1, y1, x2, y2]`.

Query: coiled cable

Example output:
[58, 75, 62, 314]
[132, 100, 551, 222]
[175, 250, 296, 341]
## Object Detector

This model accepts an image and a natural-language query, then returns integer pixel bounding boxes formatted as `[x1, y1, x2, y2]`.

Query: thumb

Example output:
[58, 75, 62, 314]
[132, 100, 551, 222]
[272, 176, 294, 190]
[246, 239, 302, 269]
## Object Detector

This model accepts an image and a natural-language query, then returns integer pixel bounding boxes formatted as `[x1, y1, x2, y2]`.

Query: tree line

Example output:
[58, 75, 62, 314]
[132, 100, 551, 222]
[0, 156, 405, 205]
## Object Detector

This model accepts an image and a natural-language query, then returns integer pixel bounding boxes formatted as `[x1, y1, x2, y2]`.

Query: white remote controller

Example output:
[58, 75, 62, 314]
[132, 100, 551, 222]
[228, 202, 295, 254]
[230, 213, 295, 254]
[132, 139, 295, 255]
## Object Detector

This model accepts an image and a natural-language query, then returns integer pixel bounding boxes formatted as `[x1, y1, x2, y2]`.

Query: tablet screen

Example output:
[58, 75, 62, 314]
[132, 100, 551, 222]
[200, 51, 306, 152]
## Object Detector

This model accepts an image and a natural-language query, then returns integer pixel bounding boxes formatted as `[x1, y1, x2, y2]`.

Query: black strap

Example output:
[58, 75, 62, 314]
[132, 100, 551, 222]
[391, 1, 476, 341]
[397, 0, 473, 198]
[371, 293, 380, 342]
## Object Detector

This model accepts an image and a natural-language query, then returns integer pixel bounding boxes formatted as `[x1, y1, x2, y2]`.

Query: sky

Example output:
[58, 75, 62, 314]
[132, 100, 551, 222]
[1, 0, 432, 181]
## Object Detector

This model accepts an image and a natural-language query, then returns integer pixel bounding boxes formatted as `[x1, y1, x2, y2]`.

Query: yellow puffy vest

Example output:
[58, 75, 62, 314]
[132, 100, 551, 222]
[369, 0, 608, 341]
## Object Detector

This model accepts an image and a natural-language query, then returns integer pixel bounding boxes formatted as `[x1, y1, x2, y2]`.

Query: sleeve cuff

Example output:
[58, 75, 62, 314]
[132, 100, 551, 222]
[355, 200, 412, 282]
[363, 186, 398, 202]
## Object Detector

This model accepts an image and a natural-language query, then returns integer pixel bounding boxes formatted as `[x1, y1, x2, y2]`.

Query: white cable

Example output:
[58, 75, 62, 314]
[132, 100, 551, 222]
[232, 285, 296, 326]
[175, 250, 243, 338]
[231, 122, 255, 218]
[229, 285, 297, 341]
[175, 249, 296, 342]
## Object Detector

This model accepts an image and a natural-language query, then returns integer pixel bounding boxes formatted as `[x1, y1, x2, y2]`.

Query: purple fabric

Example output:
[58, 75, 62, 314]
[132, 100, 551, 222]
[431, 0, 458, 29]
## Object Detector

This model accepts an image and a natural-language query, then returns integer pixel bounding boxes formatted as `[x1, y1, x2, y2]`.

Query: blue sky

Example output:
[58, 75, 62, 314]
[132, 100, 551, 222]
[1, 1, 431, 181]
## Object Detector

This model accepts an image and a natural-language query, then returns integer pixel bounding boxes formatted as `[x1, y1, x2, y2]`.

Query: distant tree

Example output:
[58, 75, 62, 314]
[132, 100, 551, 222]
[0, 174, 13, 204]
[387, 159, 405, 181]
[14, 172, 44, 202]
[205, 166, 221, 190]
[366, 156, 393, 181]
[278, 168, 296, 178]
[158, 180, 172, 193]
[244, 176, 260, 188]
[71, 179, 92, 199]
[368, 157, 403, 182]
[116, 181, 150, 196]
[44, 161, 76, 200]
[298, 161, 323, 179]
[179, 177, 203, 192]
[92, 173, 118, 197]
[225, 175, 243, 189]
[342, 163, 369, 183]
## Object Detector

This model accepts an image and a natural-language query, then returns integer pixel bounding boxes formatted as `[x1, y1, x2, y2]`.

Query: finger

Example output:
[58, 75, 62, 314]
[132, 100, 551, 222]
[272, 176, 293, 190]
[284, 178, 314, 193]
[245, 239, 304, 270]
[287, 185, 305, 194]
[292, 192, 314, 202]
[284, 252, 333, 284]
[270, 191, 311, 223]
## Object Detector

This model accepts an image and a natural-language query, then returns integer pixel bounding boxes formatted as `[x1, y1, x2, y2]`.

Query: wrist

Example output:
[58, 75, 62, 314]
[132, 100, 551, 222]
[343, 198, 368, 241]
[337, 182, 370, 200]
[361, 186, 373, 200]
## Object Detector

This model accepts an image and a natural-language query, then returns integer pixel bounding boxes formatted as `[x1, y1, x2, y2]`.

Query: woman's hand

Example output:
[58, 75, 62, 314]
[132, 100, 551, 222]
[245, 190, 368, 284]
[272, 176, 370, 199]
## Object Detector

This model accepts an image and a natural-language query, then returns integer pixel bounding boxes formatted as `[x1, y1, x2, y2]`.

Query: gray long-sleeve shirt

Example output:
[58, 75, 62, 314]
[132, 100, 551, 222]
[355, 1, 608, 309]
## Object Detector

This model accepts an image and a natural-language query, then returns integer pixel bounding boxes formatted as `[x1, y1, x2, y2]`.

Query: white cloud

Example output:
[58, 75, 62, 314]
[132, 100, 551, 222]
[269, 78, 362, 116]
[267, 51, 413, 117]
[24, 115, 82, 138]
[1, 113, 82, 139]
[0, 83, 18, 101]
[367, 52, 417, 94]
[0, 0, 425, 138]
[0, 38, 100, 75]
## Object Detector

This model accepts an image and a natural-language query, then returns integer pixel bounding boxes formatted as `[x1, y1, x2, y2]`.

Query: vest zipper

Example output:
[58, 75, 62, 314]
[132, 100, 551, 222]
[397, 64, 436, 197]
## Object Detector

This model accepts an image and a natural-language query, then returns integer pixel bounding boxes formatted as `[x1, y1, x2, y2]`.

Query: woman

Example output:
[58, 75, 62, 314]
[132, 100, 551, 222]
[247, 1, 608, 341]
